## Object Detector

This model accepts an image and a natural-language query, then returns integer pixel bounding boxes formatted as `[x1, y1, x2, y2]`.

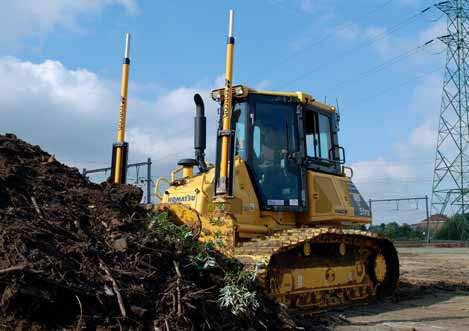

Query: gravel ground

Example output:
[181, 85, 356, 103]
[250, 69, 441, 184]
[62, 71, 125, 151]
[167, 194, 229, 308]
[334, 247, 469, 331]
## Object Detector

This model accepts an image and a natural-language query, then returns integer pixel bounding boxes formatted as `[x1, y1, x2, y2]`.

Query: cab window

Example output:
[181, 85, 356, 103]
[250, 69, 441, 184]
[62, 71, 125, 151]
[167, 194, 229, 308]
[319, 113, 332, 160]
[304, 110, 332, 161]
[305, 111, 319, 158]
[232, 103, 247, 159]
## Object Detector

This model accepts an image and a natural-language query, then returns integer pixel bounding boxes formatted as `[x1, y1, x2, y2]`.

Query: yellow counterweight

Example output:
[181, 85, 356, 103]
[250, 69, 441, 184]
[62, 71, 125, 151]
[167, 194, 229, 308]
[217, 10, 235, 194]
[112, 33, 131, 184]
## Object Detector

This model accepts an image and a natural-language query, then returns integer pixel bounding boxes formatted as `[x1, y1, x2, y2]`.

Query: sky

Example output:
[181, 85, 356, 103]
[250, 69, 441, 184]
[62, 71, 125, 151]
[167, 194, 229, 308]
[0, 0, 449, 223]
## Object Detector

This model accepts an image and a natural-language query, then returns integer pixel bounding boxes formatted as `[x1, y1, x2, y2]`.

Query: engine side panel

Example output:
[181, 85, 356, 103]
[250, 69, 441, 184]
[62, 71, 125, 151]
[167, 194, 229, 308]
[298, 171, 371, 225]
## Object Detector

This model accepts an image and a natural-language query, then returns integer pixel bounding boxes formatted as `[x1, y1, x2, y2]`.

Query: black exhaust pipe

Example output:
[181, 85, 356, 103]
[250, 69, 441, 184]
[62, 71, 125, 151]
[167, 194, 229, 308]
[194, 93, 208, 173]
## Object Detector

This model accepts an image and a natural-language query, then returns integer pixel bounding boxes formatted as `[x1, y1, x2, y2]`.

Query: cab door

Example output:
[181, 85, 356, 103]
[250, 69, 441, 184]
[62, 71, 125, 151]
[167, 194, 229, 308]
[248, 95, 306, 211]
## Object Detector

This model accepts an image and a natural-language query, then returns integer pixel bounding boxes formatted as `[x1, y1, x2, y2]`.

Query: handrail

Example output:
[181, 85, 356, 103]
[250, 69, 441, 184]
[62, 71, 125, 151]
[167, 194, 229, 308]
[171, 166, 184, 182]
[154, 177, 171, 201]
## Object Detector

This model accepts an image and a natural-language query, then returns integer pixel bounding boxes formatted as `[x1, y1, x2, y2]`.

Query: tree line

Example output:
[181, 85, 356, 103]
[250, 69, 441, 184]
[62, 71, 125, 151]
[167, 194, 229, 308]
[368, 214, 469, 241]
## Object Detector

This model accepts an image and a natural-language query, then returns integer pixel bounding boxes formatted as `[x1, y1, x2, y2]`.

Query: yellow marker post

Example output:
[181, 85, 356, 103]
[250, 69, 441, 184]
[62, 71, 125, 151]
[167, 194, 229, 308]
[217, 10, 235, 194]
[112, 33, 131, 184]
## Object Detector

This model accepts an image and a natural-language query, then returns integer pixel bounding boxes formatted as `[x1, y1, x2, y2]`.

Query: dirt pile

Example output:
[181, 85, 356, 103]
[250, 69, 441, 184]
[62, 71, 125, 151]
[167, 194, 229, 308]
[0, 134, 295, 330]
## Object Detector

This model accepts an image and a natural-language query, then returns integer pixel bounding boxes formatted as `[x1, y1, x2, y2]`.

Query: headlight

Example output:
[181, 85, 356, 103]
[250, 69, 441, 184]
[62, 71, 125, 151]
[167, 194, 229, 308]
[211, 85, 247, 101]
[233, 85, 244, 96]
[211, 89, 222, 101]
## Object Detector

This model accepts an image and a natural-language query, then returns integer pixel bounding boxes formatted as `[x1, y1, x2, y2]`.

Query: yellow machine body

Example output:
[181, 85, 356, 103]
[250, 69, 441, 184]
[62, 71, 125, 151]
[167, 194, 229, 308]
[158, 159, 371, 238]
[154, 87, 399, 310]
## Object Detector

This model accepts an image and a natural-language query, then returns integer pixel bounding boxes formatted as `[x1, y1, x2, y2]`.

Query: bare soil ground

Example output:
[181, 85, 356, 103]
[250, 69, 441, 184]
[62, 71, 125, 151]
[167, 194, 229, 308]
[334, 247, 469, 331]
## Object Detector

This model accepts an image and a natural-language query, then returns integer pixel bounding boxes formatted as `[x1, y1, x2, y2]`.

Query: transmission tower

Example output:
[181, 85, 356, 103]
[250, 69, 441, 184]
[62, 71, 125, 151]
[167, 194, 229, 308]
[431, 0, 469, 220]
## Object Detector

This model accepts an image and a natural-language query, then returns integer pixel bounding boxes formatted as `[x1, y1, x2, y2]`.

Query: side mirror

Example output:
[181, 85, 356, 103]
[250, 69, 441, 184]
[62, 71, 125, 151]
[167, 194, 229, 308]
[329, 145, 346, 164]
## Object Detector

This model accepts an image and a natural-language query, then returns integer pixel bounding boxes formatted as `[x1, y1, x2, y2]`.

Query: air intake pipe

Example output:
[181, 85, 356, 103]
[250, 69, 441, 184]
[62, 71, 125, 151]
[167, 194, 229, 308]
[194, 93, 208, 173]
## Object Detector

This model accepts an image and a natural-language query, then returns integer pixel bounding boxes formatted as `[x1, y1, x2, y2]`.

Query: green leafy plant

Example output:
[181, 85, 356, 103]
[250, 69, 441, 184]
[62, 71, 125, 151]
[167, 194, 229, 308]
[211, 230, 227, 250]
[208, 216, 225, 226]
[434, 214, 469, 240]
[148, 212, 261, 316]
[369, 222, 425, 240]
[148, 212, 193, 242]
[218, 268, 259, 316]
[148, 212, 218, 269]
[191, 250, 217, 269]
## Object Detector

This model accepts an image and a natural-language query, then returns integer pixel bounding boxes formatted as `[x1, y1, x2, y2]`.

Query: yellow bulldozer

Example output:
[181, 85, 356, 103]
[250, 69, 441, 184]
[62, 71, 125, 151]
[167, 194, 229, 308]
[115, 10, 399, 310]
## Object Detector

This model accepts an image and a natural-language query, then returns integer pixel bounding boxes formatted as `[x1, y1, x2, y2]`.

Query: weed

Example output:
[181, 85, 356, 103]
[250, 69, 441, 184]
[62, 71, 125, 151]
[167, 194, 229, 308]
[149, 212, 260, 316]
[218, 268, 259, 316]
[148, 212, 218, 270]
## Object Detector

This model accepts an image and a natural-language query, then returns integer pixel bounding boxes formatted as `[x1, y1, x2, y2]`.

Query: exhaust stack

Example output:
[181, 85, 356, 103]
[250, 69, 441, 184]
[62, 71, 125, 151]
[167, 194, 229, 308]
[194, 94, 208, 173]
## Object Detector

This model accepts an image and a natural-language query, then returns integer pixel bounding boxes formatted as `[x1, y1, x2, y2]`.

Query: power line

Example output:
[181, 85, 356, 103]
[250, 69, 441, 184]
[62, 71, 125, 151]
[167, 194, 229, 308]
[423, 12, 445, 22]
[268, 0, 396, 71]
[281, 5, 434, 87]
[328, 39, 435, 91]
[350, 65, 443, 107]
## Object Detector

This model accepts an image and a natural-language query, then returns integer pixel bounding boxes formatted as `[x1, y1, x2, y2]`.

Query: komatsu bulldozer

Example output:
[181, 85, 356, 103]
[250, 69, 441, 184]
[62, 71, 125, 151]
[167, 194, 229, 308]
[153, 10, 399, 310]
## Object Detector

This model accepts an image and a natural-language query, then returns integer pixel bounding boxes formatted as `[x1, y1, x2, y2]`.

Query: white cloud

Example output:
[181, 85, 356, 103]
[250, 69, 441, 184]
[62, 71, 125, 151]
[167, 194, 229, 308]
[126, 85, 220, 174]
[0, 0, 138, 42]
[0, 57, 117, 170]
[352, 159, 414, 186]
[154, 87, 204, 115]
[337, 18, 445, 216]
[407, 121, 436, 152]
[128, 128, 193, 164]
[350, 71, 442, 220]
[0, 57, 219, 179]
[0, 57, 115, 116]
[395, 72, 442, 158]
[351, 157, 432, 224]
[333, 17, 445, 63]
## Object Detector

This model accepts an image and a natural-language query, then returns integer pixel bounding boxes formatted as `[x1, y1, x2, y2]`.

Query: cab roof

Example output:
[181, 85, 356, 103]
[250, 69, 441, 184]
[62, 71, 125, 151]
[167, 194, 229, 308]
[211, 85, 336, 113]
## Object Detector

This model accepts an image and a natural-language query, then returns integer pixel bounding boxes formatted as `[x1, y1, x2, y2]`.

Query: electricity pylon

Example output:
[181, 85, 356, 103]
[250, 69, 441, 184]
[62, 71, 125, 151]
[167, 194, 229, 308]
[431, 0, 469, 235]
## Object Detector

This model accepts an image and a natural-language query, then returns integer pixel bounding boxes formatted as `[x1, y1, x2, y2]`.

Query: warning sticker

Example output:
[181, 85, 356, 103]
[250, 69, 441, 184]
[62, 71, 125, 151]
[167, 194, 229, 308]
[267, 199, 284, 206]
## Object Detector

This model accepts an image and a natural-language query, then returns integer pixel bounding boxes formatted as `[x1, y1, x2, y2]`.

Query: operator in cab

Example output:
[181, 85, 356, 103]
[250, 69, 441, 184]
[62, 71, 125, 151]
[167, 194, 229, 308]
[255, 123, 293, 204]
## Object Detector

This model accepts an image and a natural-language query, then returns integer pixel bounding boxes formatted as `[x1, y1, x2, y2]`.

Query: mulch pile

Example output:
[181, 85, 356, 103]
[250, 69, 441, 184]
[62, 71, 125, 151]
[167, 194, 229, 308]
[0, 133, 298, 330]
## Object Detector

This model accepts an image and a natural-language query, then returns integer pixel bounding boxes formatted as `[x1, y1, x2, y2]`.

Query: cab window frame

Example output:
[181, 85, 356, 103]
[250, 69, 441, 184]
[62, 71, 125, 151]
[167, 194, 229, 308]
[302, 105, 341, 175]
